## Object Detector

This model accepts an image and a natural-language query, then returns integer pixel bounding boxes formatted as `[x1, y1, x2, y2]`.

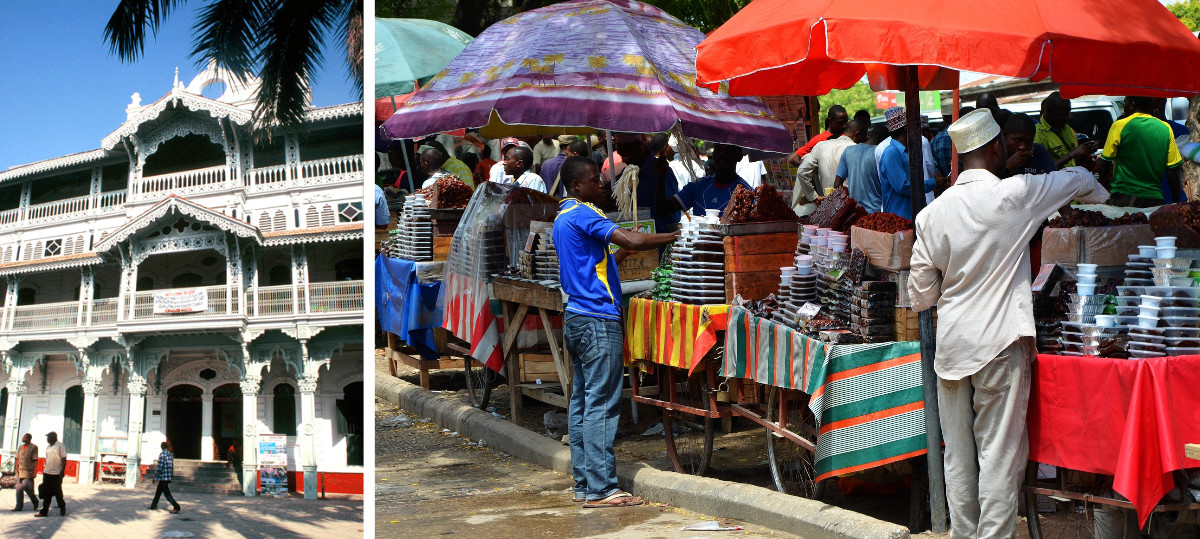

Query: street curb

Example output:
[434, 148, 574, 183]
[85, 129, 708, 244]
[376, 370, 910, 539]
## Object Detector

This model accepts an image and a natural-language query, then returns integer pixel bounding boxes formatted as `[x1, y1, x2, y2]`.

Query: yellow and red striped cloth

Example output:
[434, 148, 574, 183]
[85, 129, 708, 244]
[624, 298, 729, 371]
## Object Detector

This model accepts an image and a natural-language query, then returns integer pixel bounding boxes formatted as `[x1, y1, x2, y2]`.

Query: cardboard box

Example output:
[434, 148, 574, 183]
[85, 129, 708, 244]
[894, 307, 936, 342]
[850, 226, 914, 271]
[618, 249, 657, 282]
[1040, 224, 1154, 267]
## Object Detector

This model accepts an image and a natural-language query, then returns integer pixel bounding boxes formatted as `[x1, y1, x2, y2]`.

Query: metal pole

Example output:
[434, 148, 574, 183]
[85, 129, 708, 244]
[401, 140, 417, 193]
[904, 65, 948, 535]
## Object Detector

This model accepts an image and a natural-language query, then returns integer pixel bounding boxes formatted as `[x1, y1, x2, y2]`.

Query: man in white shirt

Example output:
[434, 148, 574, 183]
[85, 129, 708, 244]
[489, 138, 526, 184]
[532, 136, 560, 174]
[36, 431, 67, 517]
[796, 119, 865, 200]
[735, 154, 767, 188]
[908, 110, 1108, 539]
[501, 145, 548, 193]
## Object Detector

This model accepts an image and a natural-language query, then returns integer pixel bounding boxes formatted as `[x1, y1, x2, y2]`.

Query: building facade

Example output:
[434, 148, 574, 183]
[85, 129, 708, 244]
[0, 64, 364, 497]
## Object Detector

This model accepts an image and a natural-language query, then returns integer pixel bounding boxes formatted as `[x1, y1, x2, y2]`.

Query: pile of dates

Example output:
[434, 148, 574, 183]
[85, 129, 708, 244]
[853, 212, 913, 233]
[723, 185, 798, 224]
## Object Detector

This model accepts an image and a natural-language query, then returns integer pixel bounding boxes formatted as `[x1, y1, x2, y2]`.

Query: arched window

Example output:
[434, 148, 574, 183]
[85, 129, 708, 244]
[267, 264, 291, 286]
[305, 206, 319, 228]
[273, 210, 286, 232]
[337, 382, 363, 466]
[335, 258, 363, 281]
[63, 386, 84, 453]
[136, 276, 154, 291]
[320, 205, 335, 227]
[172, 272, 203, 288]
[16, 288, 34, 306]
[259, 212, 273, 232]
[273, 384, 297, 436]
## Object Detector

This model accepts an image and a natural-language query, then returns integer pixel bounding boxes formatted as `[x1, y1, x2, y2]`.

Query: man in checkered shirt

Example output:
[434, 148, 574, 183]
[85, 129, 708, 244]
[148, 441, 181, 514]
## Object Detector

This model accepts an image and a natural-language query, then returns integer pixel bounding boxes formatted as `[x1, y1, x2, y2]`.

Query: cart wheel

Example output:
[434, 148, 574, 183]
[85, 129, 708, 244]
[662, 368, 714, 475]
[463, 357, 494, 410]
[764, 386, 824, 500]
[1024, 463, 1139, 539]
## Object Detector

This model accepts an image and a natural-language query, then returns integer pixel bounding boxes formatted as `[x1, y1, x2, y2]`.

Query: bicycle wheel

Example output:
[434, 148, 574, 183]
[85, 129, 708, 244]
[661, 367, 714, 475]
[463, 357, 494, 410]
[764, 386, 824, 500]
[1024, 464, 1140, 539]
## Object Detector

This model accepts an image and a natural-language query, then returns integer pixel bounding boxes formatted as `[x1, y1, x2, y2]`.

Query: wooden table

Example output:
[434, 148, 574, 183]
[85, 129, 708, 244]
[384, 329, 465, 390]
[491, 277, 573, 422]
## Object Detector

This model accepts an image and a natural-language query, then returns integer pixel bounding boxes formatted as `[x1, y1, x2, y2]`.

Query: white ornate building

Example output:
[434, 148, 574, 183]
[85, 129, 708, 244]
[0, 64, 365, 497]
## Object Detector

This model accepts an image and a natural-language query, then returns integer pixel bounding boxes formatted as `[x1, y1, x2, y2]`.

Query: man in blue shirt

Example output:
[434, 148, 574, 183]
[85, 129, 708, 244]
[554, 156, 678, 508]
[835, 124, 887, 213]
[148, 441, 181, 513]
[661, 143, 752, 217]
[879, 108, 937, 219]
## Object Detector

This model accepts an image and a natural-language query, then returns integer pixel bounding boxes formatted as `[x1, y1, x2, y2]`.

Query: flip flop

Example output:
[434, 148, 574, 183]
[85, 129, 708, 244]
[573, 496, 586, 503]
[582, 491, 643, 508]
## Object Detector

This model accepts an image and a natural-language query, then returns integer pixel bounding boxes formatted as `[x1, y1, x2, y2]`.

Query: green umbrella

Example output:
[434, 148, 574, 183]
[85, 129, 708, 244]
[375, 18, 473, 98]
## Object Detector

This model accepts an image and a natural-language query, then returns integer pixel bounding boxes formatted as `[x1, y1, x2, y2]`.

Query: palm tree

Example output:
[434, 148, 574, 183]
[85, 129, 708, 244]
[104, 0, 363, 132]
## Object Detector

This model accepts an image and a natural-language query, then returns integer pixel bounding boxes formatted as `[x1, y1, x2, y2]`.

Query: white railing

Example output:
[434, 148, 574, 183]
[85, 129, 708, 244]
[0, 208, 17, 226]
[133, 165, 228, 199]
[307, 281, 363, 313]
[300, 155, 362, 186]
[247, 155, 362, 193]
[248, 164, 289, 190]
[96, 190, 127, 209]
[130, 284, 233, 320]
[254, 285, 295, 317]
[26, 194, 90, 223]
[3, 280, 362, 331]
[0, 191, 127, 228]
[91, 298, 118, 325]
[10, 302, 79, 331]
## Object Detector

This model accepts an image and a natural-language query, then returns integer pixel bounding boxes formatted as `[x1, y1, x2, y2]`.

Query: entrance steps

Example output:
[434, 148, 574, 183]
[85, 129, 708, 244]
[136, 459, 244, 496]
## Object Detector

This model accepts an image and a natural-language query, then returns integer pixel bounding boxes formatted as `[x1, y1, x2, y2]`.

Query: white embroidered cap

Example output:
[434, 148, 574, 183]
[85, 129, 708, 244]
[947, 109, 1001, 154]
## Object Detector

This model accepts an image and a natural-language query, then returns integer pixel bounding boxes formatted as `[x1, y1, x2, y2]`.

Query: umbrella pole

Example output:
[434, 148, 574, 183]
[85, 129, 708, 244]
[904, 66, 948, 535]
[401, 140, 416, 193]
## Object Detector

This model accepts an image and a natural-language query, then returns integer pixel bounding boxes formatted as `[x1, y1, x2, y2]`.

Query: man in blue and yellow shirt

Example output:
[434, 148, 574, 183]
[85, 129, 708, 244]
[553, 156, 678, 508]
[1100, 96, 1183, 207]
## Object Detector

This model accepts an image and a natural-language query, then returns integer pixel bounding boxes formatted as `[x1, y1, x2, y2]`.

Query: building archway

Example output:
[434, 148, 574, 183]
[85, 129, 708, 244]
[167, 384, 203, 459]
[213, 383, 243, 463]
[63, 386, 84, 454]
[336, 382, 363, 466]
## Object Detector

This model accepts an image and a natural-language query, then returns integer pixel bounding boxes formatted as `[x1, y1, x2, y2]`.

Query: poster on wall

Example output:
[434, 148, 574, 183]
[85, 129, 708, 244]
[153, 288, 208, 314]
[258, 434, 289, 496]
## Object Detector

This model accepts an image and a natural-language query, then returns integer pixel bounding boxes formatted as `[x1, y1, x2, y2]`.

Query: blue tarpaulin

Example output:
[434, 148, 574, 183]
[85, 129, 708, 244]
[376, 255, 444, 361]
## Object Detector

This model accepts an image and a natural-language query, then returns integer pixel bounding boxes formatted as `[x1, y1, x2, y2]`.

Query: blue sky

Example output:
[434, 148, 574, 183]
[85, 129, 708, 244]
[0, 3, 360, 170]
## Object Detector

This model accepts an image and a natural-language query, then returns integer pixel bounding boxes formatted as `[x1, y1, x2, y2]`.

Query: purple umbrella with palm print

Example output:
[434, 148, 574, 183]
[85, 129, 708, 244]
[379, 0, 792, 153]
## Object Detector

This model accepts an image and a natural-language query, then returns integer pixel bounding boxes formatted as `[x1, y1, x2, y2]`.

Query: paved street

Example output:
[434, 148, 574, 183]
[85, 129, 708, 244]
[0, 481, 362, 537]
[376, 395, 800, 539]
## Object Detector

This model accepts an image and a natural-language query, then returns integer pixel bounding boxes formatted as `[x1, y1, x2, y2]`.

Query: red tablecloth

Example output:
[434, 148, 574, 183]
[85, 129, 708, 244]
[1028, 354, 1200, 526]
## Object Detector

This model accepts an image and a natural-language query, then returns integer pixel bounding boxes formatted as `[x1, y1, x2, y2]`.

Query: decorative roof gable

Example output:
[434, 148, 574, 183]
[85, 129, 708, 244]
[94, 195, 263, 253]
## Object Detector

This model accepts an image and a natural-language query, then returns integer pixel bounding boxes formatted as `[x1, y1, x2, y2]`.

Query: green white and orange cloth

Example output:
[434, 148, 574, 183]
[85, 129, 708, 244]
[721, 307, 927, 481]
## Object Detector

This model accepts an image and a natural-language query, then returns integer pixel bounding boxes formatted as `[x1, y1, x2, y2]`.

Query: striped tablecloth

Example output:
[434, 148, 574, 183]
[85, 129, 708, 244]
[624, 298, 730, 371]
[722, 307, 927, 481]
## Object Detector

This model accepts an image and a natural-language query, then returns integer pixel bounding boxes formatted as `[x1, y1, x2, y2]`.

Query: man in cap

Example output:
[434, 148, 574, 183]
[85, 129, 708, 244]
[501, 144, 549, 193]
[35, 431, 66, 517]
[908, 110, 1108, 538]
[877, 107, 938, 219]
[13, 433, 37, 511]
[490, 137, 526, 183]
[540, 135, 577, 196]
[1034, 92, 1098, 170]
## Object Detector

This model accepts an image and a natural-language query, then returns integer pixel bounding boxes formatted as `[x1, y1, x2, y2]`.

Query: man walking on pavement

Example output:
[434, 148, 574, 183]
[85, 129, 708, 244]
[13, 433, 37, 511]
[554, 156, 678, 508]
[148, 441, 182, 514]
[36, 431, 66, 517]
[908, 110, 1109, 538]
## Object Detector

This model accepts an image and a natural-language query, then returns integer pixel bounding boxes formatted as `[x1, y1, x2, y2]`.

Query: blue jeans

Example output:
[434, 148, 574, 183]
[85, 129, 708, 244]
[564, 313, 624, 501]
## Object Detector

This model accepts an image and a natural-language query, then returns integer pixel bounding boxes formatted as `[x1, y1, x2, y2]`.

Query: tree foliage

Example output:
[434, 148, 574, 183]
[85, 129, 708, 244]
[105, 0, 363, 133]
[1168, 0, 1200, 31]
[817, 83, 881, 127]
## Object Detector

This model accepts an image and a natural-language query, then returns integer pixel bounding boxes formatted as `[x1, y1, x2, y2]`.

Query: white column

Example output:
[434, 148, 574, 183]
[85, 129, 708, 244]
[3, 376, 26, 454]
[124, 374, 148, 487]
[299, 373, 319, 499]
[79, 376, 102, 484]
[4, 277, 20, 331]
[201, 393, 214, 461]
[240, 375, 261, 496]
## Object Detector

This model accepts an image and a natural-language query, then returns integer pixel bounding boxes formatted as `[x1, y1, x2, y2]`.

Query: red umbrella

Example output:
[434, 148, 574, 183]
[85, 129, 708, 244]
[696, 0, 1200, 98]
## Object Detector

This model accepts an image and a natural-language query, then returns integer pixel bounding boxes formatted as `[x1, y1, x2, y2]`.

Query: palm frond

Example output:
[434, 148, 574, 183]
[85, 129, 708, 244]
[344, 0, 364, 93]
[191, 0, 266, 81]
[253, 0, 343, 131]
[104, 0, 187, 61]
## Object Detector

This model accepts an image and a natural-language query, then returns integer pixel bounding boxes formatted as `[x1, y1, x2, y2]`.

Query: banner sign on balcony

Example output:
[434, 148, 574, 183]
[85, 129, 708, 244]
[153, 288, 208, 314]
